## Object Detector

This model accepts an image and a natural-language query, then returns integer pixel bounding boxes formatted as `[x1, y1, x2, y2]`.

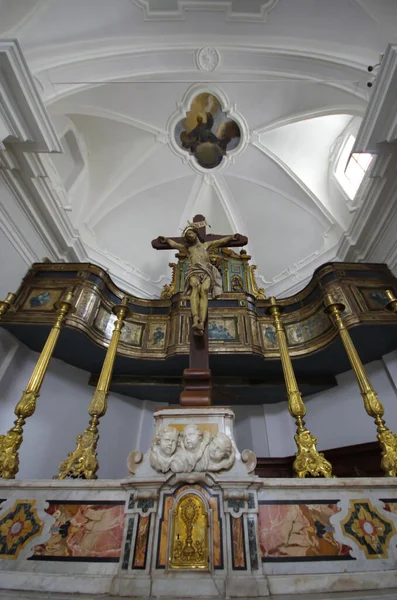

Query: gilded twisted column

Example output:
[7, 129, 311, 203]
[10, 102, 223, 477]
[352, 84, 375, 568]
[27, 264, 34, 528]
[324, 293, 397, 476]
[0, 292, 16, 318]
[0, 290, 74, 479]
[267, 297, 333, 478]
[57, 296, 131, 479]
[385, 290, 397, 314]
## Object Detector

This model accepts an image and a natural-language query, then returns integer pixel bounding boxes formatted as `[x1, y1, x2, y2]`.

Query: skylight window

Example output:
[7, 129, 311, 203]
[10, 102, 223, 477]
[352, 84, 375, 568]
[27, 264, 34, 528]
[335, 134, 372, 200]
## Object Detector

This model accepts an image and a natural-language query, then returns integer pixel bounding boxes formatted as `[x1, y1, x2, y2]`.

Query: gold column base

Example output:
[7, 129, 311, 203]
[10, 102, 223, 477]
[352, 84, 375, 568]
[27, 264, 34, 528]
[0, 419, 24, 479]
[293, 416, 333, 479]
[375, 416, 397, 477]
[0, 390, 38, 479]
[57, 416, 100, 480]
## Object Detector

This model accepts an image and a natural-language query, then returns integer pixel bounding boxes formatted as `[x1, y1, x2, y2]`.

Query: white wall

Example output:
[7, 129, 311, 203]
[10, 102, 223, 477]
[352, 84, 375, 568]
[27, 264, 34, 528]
[1, 328, 397, 477]
[304, 355, 397, 451]
[234, 404, 271, 457]
[0, 333, 155, 479]
[233, 351, 397, 458]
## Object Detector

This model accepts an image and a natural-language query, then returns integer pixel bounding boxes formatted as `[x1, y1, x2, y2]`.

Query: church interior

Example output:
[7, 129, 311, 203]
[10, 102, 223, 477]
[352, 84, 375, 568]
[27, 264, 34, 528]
[1, 1, 397, 598]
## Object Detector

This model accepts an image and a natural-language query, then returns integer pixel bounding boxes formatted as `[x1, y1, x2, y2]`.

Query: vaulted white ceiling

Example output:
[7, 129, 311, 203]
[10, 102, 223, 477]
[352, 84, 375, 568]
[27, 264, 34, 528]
[1, 0, 396, 297]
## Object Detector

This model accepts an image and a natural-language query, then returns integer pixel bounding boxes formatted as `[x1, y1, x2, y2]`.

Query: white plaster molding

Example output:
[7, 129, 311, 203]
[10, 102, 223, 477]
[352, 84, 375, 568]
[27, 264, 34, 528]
[0, 39, 61, 152]
[0, 176, 40, 265]
[30, 44, 368, 106]
[196, 47, 220, 72]
[354, 43, 397, 153]
[0, 147, 86, 263]
[167, 83, 249, 174]
[338, 146, 397, 266]
[132, 0, 278, 22]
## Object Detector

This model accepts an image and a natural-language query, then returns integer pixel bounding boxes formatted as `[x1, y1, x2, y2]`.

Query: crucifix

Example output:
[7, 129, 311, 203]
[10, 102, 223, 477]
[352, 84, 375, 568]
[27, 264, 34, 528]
[152, 214, 247, 406]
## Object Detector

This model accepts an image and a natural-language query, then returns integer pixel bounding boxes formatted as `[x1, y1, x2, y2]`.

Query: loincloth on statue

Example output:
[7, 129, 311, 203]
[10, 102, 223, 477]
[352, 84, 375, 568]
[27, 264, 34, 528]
[183, 262, 223, 299]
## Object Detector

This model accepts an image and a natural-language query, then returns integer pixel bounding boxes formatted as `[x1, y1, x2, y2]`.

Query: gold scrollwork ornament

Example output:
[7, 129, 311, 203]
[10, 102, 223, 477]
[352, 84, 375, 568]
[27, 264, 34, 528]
[377, 425, 397, 477]
[57, 428, 99, 480]
[293, 426, 333, 479]
[249, 265, 266, 299]
[161, 263, 177, 299]
[0, 292, 16, 318]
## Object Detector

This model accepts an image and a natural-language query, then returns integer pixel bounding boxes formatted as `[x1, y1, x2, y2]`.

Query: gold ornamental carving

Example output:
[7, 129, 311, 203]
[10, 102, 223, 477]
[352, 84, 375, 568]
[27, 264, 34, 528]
[0, 292, 16, 318]
[293, 430, 333, 478]
[169, 494, 209, 569]
[267, 296, 333, 478]
[0, 291, 74, 479]
[325, 293, 397, 477]
[57, 297, 131, 479]
[161, 263, 178, 299]
[249, 265, 266, 299]
[385, 289, 397, 314]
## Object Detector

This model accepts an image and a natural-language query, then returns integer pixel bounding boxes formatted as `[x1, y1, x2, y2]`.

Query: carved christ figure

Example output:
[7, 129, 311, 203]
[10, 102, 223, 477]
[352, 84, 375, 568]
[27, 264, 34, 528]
[158, 226, 241, 335]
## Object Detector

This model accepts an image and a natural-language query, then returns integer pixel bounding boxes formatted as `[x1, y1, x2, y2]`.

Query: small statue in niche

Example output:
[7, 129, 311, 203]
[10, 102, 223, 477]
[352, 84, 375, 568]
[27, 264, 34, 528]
[170, 424, 211, 472]
[150, 426, 179, 473]
[231, 275, 244, 292]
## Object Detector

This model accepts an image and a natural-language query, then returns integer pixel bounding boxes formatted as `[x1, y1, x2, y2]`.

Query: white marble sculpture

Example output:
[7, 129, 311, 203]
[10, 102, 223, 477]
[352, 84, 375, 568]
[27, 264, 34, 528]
[149, 426, 179, 473]
[150, 424, 235, 474]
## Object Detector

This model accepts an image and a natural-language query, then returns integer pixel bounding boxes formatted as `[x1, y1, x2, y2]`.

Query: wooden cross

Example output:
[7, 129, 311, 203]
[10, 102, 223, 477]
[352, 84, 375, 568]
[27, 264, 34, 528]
[152, 214, 248, 406]
[151, 214, 247, 251]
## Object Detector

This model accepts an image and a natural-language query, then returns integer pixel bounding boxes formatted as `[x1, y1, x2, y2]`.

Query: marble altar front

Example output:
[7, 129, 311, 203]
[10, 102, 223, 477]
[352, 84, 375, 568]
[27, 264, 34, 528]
[1, 407, 397, 598]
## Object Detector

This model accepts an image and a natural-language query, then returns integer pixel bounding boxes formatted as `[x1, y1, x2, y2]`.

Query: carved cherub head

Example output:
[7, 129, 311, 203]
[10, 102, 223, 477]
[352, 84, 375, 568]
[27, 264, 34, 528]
[154, 426, 179, 457]
[208, 432, 233, 464]
[183, 424, 203, 451]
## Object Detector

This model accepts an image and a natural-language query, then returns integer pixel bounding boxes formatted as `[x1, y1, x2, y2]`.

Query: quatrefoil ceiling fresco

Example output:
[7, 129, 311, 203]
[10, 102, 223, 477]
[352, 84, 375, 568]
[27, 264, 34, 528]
[175, 93, 241, 169]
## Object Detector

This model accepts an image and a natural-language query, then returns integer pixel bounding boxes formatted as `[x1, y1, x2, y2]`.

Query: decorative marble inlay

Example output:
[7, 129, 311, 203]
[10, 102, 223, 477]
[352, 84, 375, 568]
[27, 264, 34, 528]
[231, 515, 246, 569]
[32, 502, 125, 561]
[341, 500, 396, 559]
[248, 493, 256, 509]
[122, 517, 134, 570]
[0, 500, 43, 559]
[258, 502, 352, 561]
[247, 515, 259, 570]
[137, 499, 154, 514]
[132, 515, 150, 569]
[228, 498, 245, 514]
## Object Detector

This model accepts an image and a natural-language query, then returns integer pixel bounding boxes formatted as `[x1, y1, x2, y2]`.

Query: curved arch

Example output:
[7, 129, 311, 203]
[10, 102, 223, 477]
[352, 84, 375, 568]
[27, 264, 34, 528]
[255, 105, 365, 135]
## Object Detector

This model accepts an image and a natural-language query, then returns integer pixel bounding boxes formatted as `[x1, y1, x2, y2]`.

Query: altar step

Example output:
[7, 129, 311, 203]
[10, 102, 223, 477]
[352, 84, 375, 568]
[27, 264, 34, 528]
[1, 591, 397, 600]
